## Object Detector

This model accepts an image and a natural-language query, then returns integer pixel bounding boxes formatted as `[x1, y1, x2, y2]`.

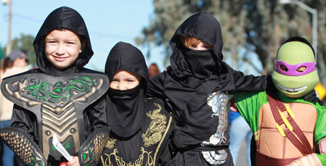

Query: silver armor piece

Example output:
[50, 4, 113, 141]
[202, 150, 228, 165]
[201, 91, 229, 165]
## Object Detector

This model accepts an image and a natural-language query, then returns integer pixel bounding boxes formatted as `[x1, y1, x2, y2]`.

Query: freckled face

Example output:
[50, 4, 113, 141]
[45, 29, 82, 70]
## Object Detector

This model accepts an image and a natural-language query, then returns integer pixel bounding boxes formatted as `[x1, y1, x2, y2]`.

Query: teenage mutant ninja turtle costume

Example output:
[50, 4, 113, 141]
[0, 7, 109, 166]
[234, 37, 326, 166]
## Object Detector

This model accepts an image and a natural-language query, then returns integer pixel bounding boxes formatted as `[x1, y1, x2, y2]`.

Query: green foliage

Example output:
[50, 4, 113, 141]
[137, 0, 326, 85]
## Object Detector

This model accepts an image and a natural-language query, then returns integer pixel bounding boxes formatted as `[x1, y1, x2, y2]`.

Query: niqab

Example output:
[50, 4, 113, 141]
[33, 6, 93, 76]
[105, 42, 149, 138]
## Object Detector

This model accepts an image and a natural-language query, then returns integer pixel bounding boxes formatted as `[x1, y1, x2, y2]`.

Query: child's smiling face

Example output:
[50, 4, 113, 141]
[45, 29, 84, 70]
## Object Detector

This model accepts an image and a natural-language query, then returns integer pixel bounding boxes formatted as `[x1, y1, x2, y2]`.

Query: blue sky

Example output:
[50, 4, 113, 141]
[0, 0, 166, 71]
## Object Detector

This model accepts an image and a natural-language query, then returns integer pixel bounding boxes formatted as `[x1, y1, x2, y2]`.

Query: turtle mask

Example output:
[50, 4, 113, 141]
[272, 40, 319, 98]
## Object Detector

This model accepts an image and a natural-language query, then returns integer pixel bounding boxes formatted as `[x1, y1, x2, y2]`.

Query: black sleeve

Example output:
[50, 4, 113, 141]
[86, 95, 109, 132]
[11, 104, 38, 142]
[148, 72, 166, 98]
[228, 65, 268, 92]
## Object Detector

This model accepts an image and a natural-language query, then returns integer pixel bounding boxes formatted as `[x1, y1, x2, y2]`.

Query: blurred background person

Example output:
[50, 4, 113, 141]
[0, 50, 28, 166]
[148, 63, 160, 77]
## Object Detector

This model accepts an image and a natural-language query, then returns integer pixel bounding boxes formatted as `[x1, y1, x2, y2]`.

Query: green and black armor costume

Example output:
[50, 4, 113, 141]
[0, 7, 109, 166]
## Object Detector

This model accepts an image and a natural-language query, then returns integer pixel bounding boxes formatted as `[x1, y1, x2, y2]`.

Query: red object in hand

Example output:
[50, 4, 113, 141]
[59, 162, 67, 166]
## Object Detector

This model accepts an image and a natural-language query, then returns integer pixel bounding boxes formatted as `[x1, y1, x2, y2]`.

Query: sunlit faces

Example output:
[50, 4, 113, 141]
[45, 29, 84, 70]
[110, 70, 142, 91]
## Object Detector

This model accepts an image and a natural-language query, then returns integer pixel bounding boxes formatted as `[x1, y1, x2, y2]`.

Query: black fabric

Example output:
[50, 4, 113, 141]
[100, 98, 173, 166]
[105, 42, 148, 138]
[33, 6, 93, 76]
[181, 47, 218, 80]
[304, 89, 324, 105]
[148, 12, 268, 165]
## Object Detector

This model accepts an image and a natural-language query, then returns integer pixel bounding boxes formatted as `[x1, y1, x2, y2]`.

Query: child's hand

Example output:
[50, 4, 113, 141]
[230, 97, 238, 112]
[67, 156, 80, 166]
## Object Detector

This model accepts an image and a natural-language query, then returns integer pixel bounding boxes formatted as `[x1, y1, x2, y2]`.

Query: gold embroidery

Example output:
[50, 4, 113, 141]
[106, 137, 117, 149]
[101, 147, 154, 166]
[142, 103, 167, 147]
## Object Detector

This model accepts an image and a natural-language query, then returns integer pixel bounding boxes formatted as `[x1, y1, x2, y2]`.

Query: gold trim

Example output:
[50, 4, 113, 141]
[75, 78, 103, 102]
[5, 83, 40, 106]
[154, 111, 172, 164]
[43, 102, 73, 114]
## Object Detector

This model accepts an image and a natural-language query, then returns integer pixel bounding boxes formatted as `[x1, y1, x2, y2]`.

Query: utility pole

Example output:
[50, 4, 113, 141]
[2, 0, 12, 55]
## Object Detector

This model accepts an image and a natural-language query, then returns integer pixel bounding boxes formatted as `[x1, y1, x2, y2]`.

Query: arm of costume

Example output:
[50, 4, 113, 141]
[11, 104, 38, 142]
[234, 91, 268, 134]
[156, 99, 174, 166]
[86, 96, 108, 130]
[148, 72, 166, 98]
[0, 127, 46, 166]
[311, 103, 326, 165]
[78, 96, 109, 166]
[78, 128, 109, 166]
[158, 136, 174, 166]
[227, 64, 268, 91]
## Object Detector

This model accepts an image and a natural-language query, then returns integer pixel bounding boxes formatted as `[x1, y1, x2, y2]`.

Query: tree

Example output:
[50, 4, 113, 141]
[136, 0, 326, 85]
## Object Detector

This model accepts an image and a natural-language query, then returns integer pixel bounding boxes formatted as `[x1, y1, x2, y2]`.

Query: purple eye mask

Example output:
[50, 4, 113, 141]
[275, 60, 316, 76]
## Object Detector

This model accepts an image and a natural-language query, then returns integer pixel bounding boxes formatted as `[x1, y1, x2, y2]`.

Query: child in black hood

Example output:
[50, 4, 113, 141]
[100, 42, 173, 166]
[148, 12, 269, 166]
[0, 6, 109, 166]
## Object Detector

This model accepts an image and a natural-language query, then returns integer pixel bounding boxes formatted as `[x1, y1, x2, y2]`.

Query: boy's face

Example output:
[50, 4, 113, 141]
[110, 69, 141, 91]
[45, 29, 82, 70]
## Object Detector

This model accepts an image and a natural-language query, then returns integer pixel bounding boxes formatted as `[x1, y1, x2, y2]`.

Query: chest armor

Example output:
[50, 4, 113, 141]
[1, 72, 109, 160]
[257, 102, 317, 159]
[101, 101, 172, 166]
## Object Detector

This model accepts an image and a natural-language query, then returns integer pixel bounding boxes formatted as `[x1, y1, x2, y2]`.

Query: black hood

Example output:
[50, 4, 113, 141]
[104, 42, 149, 138]
[105, 42, 149, 90]
[33, 6, 93, 75]
[171, 12, 223, 59]
[170, 12, 224, 79]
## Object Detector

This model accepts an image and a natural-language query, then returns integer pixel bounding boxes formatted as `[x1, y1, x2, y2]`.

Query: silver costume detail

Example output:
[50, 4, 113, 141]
[201, 91, 229, 165]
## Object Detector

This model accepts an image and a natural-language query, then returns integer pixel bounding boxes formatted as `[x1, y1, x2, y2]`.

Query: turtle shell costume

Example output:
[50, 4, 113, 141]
[0, 6, 109, 166]
[235, 37, 326, 166]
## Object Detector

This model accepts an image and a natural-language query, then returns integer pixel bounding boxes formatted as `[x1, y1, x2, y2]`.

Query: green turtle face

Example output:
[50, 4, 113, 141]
[272, 41, 319, 98]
